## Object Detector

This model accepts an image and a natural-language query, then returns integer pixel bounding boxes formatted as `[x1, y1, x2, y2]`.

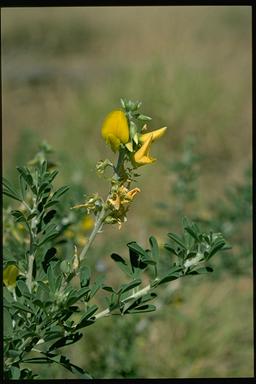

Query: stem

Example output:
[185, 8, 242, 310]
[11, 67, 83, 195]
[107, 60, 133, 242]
[79, 207, 106, 261]
[114, 147, 125, 178]
[94, 284, 151, 320]
[26, 200, 37, 293]
[27, 253, 35, 293]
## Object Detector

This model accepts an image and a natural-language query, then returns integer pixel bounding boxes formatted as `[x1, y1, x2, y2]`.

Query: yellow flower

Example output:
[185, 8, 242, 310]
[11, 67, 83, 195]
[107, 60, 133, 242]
[101, 110, 129, 152]
[3, 264, 19, 288]
[139, 126, 167, 144]
[133, 127, 167, 167]
[133, 134, 156, 166]
[81, 216, 94, 231]
[123, 187, 141, 202]
[106, 186, 141, 228]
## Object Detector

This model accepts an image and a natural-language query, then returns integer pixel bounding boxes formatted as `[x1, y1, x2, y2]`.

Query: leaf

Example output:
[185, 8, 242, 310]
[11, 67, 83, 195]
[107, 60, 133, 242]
[164, 244, 179, 256]
[44, 199, 60, 209]
[90, 275, 105, 298]
[119, 279, 142, 294]
[3, 189, 22, 202]
[188, 266, 214, 275]
[2, 177, 22, 202]
[184, 226, 199, 241]
[47, 263, 56, 292]
[167, 233, 187, 250]
[208, 240, 226, 259]
[110, 253, 132, 277]
[66, 287, 90, 306]
[137, 114, 152, 121]
[102, 286, 116, 293]
[10, 366, 21, 380]
[126, 304, 156, 314]
[149, 236, 159, 262]
[49, 332, 82, 351]
[48, 169, 59, 183]
[127, 242, 148, 272]
[11, 210, 27, 224]
[51, 186, 70, 200]
[156, 266, 183, 286]
[16, 166, 37, 193]
[16, 280, 31, 298]
[42, 247, 57, 273]
[79, 265, 91, 287]
[4, 308, 13, 337]
[43, 209, 57, 225]
[38, 224, 59, 246]
[127, 241, 148, 257]
[12, 302, 33, 314]
[75, 305, 98, 330]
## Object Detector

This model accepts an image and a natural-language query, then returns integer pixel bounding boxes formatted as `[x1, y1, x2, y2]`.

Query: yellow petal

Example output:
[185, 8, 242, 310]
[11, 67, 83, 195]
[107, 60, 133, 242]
[133, 134, 156, 166]
[139, 126, 167, 144]
[101, 110, 129, 152]
[125, 187, 141, 200]
[3, 265, 19, 288]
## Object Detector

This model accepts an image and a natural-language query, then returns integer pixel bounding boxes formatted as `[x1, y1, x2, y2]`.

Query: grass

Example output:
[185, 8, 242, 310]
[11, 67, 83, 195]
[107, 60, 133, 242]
[2, 5, 253, 379]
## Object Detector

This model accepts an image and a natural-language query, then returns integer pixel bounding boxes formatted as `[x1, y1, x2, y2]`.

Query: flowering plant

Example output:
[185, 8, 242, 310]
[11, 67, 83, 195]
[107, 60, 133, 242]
[3, 99, 229, 380]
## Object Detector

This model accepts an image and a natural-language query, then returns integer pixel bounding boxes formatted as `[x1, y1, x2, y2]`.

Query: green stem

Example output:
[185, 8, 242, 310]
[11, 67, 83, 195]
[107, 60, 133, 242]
[26, 201, 37, 293]
[27, 253, 35, 293]
[115, 147, 126, 179]
[94, 284, 151, 320]
[79, 207, 106, 262]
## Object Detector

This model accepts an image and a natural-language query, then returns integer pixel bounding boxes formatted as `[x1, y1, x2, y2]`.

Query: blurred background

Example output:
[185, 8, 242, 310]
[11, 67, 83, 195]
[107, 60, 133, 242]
[2, 6, 253, 379]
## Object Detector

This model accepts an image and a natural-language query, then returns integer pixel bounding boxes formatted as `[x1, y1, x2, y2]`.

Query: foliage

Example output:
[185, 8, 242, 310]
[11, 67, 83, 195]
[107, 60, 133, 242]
[3, 100, 229, 379]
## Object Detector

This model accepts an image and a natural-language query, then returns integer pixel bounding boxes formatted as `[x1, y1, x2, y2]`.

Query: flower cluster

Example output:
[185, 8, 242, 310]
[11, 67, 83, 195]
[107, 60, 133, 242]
[75, 99, 167, 230]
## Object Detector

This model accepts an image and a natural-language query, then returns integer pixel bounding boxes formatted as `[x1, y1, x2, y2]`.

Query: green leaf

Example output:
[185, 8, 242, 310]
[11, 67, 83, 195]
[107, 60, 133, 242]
[16, 280, 31, 298]
[110, 253, 132, 277]
[137, 114, 152, 121]
[3, 189, 22, 202]
[42, 247, 57, 273]
[44, 199, 60, 209]
[126, 304, 156, 314]
[75, 305, 98, 330]
[79, 265, 91, 287]
[184, 226, 199, 241]
[48, 169, 59, 183]
[51, 186, 70, 200]
[10, 210, 27, 224]
[155, 266, 183, 286]
[16, 166, 37, 193]
[120, 98, 126, 109]
[49, 332, 82, 351]
[4, 287, 14, 303]
[119, 279, 142, 294]
[208, 240, 226, 259]
[164, 244, 179, 256]
[38, 223, 59, 246]
[127, 242, 150, 272]
[43, 209, 57, 224]
[10, 366, 21, 380]
[90, 275, 105, 298]
[2, 177, 22, 201]
[66, 287, 90, 306]
[4, 308, 13, 337]
[127, 241, 148, 257]
[102, 286, 116, 293]
[167, 233, 187, 250]
[12, 302, 33, 314]
[188, 266, 214, 275]
[149, 236, 159, 262]
[47, 263, 56, 292]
